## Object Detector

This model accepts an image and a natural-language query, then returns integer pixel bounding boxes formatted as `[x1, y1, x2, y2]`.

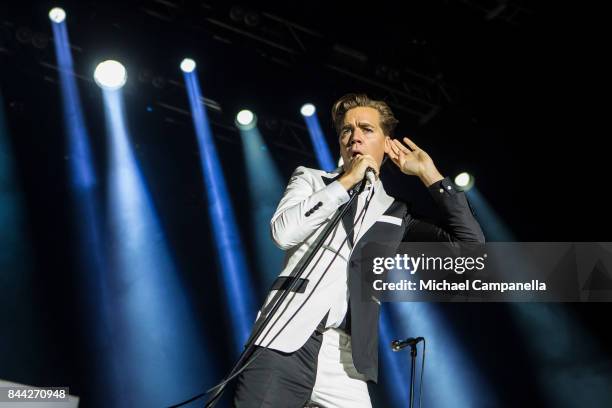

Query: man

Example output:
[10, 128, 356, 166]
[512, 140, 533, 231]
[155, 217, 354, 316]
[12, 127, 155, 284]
[233, 93, 485, 407]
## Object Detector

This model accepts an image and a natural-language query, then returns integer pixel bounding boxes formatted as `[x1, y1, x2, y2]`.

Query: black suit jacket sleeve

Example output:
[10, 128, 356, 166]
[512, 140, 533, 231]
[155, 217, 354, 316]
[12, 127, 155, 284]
[403, 177, 485, 243]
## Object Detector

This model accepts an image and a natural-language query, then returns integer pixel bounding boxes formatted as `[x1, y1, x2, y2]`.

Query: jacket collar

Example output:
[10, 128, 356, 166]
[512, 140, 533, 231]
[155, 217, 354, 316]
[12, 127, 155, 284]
[321, 166, 344, 185]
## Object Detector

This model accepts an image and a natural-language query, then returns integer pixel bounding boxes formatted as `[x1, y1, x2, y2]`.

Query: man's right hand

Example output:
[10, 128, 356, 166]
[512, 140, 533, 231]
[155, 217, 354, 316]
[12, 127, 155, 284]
[338, 154, 379, 191]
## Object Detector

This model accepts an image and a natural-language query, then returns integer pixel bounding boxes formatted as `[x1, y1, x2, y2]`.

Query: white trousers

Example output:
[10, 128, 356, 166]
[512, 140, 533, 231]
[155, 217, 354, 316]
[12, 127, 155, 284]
[309, 328, 372, 408]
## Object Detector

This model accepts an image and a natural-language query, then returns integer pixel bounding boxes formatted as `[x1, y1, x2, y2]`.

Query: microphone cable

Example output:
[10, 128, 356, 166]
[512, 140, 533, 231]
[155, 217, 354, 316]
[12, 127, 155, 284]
[170, 168, 381, 408]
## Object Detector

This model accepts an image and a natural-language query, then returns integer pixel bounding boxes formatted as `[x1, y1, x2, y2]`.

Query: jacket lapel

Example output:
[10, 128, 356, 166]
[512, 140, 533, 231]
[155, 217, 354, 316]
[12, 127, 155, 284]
[321, 169, 395, 248]
[353, 181, 395, 246]
[321, 168, 355, 246]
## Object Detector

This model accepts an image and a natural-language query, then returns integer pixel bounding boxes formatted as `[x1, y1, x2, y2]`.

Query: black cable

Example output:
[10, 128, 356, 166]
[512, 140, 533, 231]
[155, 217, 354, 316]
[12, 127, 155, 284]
[199, 212, 351, 407]
[199, 181, 375, 408]
[170, 348, 264, 408]
[255, 184, 374, 350]
[246, 162, 383, 353]
[170, 170, 380, 408]
[419, 339, 426, 408]
[202, 229, 339, 405]
[201, 187, 374, 408]
[201, 201, 356, 407]
[200, 223, 344, 408]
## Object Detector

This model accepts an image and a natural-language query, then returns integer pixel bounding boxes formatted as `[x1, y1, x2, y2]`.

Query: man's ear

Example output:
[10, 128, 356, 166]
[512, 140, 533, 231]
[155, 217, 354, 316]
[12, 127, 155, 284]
[384, 136, 392, 153]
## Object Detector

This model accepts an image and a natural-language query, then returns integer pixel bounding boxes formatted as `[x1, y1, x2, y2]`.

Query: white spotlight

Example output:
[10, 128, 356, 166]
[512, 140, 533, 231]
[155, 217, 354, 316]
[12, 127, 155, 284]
[49, 7, 66, 23]
[180, 58, 196, 73]
[236, 109, 257, 129]
[94, 60, 127, 90]
[300, 103, 316, 117]
[454, 172, 474, 190]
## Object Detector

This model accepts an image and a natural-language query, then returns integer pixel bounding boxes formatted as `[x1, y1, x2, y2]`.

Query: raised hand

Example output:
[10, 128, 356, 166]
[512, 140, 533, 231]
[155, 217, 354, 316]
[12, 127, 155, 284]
[385, 137, 444, 187]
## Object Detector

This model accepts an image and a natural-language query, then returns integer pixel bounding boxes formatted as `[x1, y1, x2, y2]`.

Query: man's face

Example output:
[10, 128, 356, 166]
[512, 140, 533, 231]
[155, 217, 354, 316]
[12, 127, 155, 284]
[338, 106, 389, 169]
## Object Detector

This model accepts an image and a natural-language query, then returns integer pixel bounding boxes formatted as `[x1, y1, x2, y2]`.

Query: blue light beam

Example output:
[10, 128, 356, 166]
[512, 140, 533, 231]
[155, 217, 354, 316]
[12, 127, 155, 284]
[50, 18, 117, 403]
[102, 88, 212, 407]
[388, 302, 498, 408]
[465, 188, 515, 241]
[51, 20, 95, 190]
[239, 126, 284, 285]
[378, 305, 411, 407]
[302, 111, 335, 171]
[182, 69, 256, 351]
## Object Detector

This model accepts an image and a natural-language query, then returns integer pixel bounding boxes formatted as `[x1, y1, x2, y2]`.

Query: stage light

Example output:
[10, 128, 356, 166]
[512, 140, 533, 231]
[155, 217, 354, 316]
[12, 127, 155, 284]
[180, 58, 196, 73]
[300, 103, 316, 117]
[454, 172, 474, 190]
[94, 60, 127, 90]
[48, 7, 66, 23]
[236, 109, 256, 130]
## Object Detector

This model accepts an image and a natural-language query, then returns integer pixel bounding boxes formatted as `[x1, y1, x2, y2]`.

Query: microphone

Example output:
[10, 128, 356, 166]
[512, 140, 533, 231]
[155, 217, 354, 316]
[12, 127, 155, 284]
[391, 337, 424, 351]
[365, 167, 376, 185]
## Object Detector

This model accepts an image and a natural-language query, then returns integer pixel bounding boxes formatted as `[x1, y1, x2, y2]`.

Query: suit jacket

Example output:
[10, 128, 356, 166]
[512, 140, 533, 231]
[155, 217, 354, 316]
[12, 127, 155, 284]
[252, 165, 485, 383]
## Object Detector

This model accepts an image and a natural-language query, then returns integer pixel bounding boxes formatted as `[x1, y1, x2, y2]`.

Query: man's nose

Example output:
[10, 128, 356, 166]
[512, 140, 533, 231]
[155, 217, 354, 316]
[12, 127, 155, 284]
[350, 130, 364, 144]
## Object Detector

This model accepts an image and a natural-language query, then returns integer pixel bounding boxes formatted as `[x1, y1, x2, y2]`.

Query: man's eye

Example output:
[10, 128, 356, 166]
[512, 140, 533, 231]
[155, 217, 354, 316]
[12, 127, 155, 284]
[365, 128, 373, 132]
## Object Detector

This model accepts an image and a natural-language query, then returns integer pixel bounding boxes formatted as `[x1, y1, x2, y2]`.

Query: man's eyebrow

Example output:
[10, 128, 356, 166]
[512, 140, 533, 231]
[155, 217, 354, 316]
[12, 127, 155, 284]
[341, 121, 374, 128]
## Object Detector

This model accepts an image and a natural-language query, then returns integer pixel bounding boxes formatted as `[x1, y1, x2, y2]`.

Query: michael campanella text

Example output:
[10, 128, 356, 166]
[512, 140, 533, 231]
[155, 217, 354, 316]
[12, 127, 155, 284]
[373, 279, 547, 292]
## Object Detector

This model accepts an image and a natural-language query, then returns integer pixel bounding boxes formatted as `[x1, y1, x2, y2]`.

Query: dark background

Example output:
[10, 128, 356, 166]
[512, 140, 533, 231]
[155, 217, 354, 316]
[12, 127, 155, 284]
[1, 0, 610, 407]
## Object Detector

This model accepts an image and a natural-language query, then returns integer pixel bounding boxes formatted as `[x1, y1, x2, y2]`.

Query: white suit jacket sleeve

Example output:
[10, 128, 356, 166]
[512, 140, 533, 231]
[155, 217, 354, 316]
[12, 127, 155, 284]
[270, 166, 350, 250]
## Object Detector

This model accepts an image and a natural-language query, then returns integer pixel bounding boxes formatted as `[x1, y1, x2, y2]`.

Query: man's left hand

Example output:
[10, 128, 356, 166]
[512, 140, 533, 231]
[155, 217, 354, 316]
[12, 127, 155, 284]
[385, 137, 444, 187]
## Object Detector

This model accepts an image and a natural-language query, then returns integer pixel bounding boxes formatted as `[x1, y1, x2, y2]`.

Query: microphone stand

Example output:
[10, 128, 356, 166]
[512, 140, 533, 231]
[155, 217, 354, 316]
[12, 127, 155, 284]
[392, 337, 422, 408]
[204, 175, 369, 408]
[408, 342, 417, 408]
